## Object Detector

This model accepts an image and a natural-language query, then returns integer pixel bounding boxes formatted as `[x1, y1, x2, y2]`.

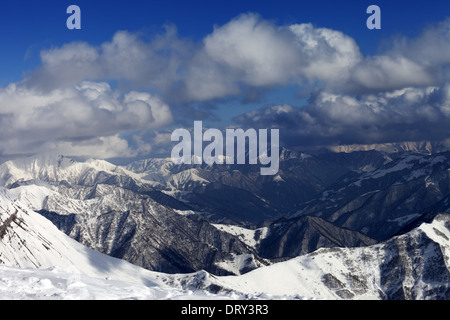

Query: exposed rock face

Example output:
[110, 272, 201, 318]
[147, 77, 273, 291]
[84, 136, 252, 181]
[0, 149, 449, 280]
[290, 151, 450, 241]
[36, 184, 266, 275]
[166, 213, 450, 300]
[125, 149, 390, 225]
[0, 155, 264, 275]
[258, 215, 377, 259]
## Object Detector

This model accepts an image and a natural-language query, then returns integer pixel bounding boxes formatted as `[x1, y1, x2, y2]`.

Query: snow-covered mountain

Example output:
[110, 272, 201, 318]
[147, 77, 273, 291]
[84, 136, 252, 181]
[324, 139, 450, 155]
[127, 149, 450, 258]
[0, 187, 212, 299]
[0, 154, 265, 276]
[166, 213, 450, 300]
[2, 181, 449, 300]
[125, 148, 390, 225]
[0, 153, 154, 190]
[1, 150, 449, 273]
[0, 151, 396, 275]
[1, 149, 450, 299]
[290, 151, 450, 241]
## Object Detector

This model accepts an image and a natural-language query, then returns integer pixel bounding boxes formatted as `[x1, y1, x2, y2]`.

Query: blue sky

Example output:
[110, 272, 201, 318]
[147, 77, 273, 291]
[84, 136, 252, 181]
[0, 0, 450, 160]
[2, 0, 449, 84]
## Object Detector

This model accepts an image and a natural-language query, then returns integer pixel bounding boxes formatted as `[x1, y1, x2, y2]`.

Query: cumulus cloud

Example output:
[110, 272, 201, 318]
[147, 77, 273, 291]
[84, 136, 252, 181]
[344, 19, 450, 93]
[183, 15, 450, 98]
[21, 14, 367, 102]
[203, 14, 299, 86]
[289, 23, 362, 87]
[0, 81, 172, 158]
[234, 85, 450, 148]
[22, 14, 450, 100]
[3, 13, 450, 160]
[348, 56, 433, 93]
[228, 16, 450, 149]
[184, 14, 363, 100]
[43, 135, 138, 159]
[25, 28, 192, 95]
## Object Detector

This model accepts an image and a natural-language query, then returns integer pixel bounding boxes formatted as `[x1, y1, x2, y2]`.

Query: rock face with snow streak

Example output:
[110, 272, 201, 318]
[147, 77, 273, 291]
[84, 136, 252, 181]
[167, 213, 450, 300]
[0, 149, 450, 300]
[257, 215, 377, 259]
[0, 155, 264, 276]
[289, 151, 450, 241]
[0, 187, 166, 286]
[1, 150, 450, 278]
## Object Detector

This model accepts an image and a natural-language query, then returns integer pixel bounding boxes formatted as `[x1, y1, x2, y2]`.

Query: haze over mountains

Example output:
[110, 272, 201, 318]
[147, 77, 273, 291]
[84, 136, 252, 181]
[0, 143, 449, 299]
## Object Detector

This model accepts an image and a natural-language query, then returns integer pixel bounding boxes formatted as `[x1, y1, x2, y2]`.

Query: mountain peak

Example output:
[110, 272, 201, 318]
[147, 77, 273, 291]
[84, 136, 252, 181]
[0, 153, 77, 187]
[5, 152, 74, 170]
[325, 140, 450, 155]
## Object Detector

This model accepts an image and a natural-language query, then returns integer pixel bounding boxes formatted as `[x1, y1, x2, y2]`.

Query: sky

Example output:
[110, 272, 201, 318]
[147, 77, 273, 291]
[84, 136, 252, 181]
[0, 0, 450, 162]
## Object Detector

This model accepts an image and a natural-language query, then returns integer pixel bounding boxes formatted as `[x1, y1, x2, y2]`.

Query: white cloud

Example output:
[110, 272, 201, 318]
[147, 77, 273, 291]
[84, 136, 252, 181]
[187, 15, 361, 100]
[348, 55, 434, 92]
[289, 23, 362, 85]
[235, 85, 450, 147]
[0, 81, 172, 159]
[122, 91, 173, 128]
[28, 42, 101, 91]
[3, 14, 450, 160]
[45, 135, 138, 159]
[21, 15, 450, 101]
[204, 13, 299, 87]
[20, 14, 364, 102]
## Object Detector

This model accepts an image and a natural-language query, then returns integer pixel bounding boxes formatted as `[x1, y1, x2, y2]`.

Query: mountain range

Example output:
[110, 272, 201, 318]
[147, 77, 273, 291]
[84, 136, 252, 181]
[0, 145, 449, 299]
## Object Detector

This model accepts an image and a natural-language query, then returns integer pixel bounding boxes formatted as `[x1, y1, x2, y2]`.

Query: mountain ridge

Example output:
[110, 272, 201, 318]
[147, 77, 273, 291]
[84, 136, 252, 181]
[1, 148, 450, 299]
[166, 212, 450, 300]
[0, 148, 449, 280]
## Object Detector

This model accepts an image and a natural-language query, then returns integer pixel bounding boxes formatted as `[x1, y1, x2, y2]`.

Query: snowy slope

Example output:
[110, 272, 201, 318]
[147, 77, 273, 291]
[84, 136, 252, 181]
[17, 183, 264, 275]
[1, 182, 449, 300]
[0, 187, 157, 281]
[212, 224, 269, 248]
[0, 265, 189, 300]
[0, 187, 225, 299]
[167, 213, 450, 300]
[0, 153, 159, 189]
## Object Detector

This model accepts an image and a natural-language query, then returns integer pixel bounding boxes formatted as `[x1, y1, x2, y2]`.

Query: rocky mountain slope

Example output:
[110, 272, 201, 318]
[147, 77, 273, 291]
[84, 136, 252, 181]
[1, 148, 450, 299]
[125, 148, 390, 225]
[0, 187, 234, 299]
[290, 152, 450, 241]
[167, 213, 450, 300]
[0, 154, 265, 275]
[1, 183, 449, 299]
[257, 215, 377, 259]
[0, 149, 449, 278]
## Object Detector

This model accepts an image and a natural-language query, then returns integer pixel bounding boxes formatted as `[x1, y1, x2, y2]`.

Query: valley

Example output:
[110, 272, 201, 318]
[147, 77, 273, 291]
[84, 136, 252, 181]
[0, 147, 449, 299]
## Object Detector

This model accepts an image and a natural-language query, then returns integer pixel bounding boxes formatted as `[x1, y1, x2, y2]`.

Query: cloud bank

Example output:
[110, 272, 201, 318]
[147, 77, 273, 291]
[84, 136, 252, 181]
[0, 81, 172, 158]
[1, 13, 450, 159]
[234, 85, 450, 148]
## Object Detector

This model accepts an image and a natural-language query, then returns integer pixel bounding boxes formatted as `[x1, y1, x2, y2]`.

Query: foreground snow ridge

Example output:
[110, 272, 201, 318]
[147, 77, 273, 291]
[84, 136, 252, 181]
[0, 265, 187, 300]
[1, 181, 450, 300]
[162, 213, 450, 300]
[2, 215, 450, 299]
